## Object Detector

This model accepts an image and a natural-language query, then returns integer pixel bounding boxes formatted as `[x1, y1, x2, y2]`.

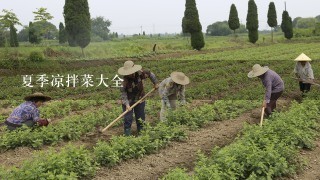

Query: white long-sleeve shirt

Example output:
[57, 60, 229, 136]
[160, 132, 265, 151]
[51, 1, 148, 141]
[294, 62, 314, 80]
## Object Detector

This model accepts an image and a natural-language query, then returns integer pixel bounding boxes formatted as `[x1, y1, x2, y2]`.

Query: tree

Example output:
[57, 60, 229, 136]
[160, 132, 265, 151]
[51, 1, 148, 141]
[292, 17, 302, 28]
[0, 9, 21, 46]
[64, 0, 91, 55]
[191, 31, 205, 50]
[182, 0, 205, 50]
[182, 0, 201, 34]
[18, 26, 29, 42]
[295, 18, 316, 29]
[316, 15, 320, 22]
[59, 22, 67, 44]
[91, 16, 111, 40]
[267, 2, 277, 42]
[0, 9, 21, 28]
[228, 4, 240, 37]
[33, 7, 54, 40]
[0, 24, 6, 47]
[9, 24, 18, 47]
[246, 0, 259, 43]
[207, 21, 246, 36]
[32, 21, 58, 40]
[29, 22, 41, 44]
[33, 8, 53, 22]
[281, 10, 293, 40]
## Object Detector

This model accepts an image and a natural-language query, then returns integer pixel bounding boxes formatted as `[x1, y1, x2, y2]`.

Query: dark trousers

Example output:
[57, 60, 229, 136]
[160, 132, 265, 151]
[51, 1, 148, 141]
[265, 91, 283, 117]
[299, 82, 311, 93]
[122, 101, 146, 131]
[5, 120, 36, 131]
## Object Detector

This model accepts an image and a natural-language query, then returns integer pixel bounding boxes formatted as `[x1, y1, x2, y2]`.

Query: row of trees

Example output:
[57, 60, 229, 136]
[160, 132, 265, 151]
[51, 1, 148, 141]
[227, 0, 293, 43]
[181, 0, 295, 49]
[0, 1, 114, 54]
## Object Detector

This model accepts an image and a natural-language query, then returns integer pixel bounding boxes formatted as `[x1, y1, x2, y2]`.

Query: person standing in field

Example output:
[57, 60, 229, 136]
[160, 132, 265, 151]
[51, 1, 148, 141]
[118, 61, 159, 136]
[248, 64, 284, 118]
[158, 72, 190, 121]
[293, 53, 314, 95]
[5, 92, 51, 131]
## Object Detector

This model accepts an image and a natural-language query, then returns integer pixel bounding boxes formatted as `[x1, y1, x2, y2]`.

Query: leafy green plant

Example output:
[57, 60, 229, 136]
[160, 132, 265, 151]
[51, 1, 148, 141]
[29, 51, 45, 62]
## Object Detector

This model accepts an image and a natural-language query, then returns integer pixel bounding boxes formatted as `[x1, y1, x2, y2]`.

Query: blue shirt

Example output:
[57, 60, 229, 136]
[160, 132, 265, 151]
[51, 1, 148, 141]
[7, 101, 40, 125]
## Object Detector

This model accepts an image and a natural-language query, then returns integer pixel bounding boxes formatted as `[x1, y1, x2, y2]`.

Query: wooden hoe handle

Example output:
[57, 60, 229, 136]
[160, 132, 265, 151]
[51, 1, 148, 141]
[100, 88, 156, 133]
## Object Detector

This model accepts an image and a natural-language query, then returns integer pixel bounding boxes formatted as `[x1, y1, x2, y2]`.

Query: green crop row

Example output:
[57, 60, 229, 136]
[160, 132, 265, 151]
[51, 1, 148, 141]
[0, 100, 259, 179]
[162, 100, 320, 180]
[0, 105, 122, 150]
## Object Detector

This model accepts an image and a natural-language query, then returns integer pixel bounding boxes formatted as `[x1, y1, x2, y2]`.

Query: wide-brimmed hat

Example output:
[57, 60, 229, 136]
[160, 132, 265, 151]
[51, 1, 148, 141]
[294, 53, 312, 61]
[24, 92, 52, 101]
[170, 72, 190, 85]
[247, 64, 269, 78]
[118, 61, 142, 76]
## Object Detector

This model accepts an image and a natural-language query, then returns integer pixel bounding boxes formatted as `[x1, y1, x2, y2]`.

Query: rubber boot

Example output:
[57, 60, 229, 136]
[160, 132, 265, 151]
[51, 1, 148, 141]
[124, 128, 131, 136]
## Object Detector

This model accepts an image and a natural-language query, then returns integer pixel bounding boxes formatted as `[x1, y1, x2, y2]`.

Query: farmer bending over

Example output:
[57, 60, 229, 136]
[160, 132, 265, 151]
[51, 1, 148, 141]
[5, 92, 51, 131]
[159, 72, 190, 121]
[293, 53, 314, 96]
[118, 61, 159, 136]
[248, 64, 284, 118]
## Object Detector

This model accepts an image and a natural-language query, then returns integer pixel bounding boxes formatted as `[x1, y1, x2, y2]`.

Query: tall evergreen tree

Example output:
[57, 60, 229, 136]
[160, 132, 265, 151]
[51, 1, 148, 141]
[64, 0, 91, 55]
[228, 4, 240, 36]
[281, 10, 293, 40]
[9, 24, 18, 47]
[28, 22, 41, 44]
[59, 22, 67, 44]
[182, 0, 205, 50]
[0, 26, 5, 47]
[182, 0, 202, 34]
[191, 31, 205, 50]
[246, 0, 259, 43]
[267, 2, 277, 42]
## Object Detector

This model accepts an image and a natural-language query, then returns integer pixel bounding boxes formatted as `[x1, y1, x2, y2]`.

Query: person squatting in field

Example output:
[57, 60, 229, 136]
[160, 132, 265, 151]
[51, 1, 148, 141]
[5, 92, 51, 131]
[118, 61, 159, 136]
[158, 72, 190, 121]
[248, 64, 284, 118]
[293, 53, 314, 96]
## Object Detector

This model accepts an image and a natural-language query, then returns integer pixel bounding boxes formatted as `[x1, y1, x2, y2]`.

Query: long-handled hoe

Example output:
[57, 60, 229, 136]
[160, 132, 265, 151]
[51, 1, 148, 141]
[99, 88, 156, 133]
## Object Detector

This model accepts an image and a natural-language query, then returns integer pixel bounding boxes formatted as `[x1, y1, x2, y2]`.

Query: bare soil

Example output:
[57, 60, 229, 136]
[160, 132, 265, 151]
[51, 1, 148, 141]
[282, 139, 320, 180]
[93, 109, 259, 180]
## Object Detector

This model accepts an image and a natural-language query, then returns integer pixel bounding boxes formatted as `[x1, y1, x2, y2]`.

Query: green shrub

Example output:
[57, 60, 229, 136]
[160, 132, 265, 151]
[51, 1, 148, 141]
[29, 51, 45, 62]
[162, 168, 191, 180]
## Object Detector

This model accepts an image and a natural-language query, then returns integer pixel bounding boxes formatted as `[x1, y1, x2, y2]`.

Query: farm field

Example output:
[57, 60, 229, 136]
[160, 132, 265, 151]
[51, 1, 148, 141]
[0, 36, 320, 179]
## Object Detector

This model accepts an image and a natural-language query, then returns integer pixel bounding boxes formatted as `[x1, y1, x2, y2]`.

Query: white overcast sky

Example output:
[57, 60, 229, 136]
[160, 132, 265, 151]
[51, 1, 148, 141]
[0, 0, 319, 35]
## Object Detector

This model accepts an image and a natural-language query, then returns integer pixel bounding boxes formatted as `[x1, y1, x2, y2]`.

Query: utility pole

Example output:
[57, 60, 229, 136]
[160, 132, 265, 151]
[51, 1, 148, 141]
[140, 26, 142, 35]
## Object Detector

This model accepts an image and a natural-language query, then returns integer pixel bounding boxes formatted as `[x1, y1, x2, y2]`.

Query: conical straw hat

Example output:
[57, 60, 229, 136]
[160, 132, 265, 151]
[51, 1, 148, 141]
[294, 53, 311, 61]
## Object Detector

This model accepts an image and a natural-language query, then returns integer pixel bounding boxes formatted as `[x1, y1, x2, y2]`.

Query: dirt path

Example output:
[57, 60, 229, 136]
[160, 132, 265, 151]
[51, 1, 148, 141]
[289, 139, 320, 180]
[93, 108, 260, 180]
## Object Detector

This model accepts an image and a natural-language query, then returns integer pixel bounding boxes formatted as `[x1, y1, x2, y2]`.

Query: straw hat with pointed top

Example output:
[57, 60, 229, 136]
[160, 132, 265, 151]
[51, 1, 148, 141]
[24, 92, 52, 101]
[170, 72, 190, 85]
[248, 64, 269, 78]
[118, 61, 142, 76]
[294, 53, 312, 61]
